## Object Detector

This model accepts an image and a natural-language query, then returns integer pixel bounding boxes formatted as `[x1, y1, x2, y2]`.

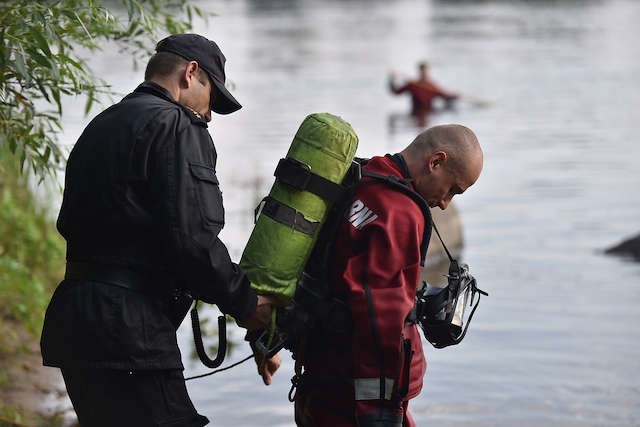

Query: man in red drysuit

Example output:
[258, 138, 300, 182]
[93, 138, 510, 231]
[389, 62, 459, 126]
[294, 124, 483, 427]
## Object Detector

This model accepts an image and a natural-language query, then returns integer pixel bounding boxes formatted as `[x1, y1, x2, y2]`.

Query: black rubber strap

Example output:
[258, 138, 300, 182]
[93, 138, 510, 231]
[360, 170, 434, 266]
[260, 196, 320, 236]
[274, 157, 346, 203]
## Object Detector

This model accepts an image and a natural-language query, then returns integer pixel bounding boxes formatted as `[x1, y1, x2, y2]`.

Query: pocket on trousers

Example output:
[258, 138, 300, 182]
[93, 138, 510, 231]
[189, 163, 225, 227]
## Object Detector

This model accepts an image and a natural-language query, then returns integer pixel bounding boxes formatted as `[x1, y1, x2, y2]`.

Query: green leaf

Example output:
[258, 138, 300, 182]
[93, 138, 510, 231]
[58, 54, 83, 71]
[84, 90, 94, 115]
[35, 80, 51, 102]
[31, 30, 52, 56]
[29, 50, 52, 69]
[61, 9, 76, 22]
[13, 50, 28, 82]
[51, 88, 61, 114]
[19, 150, 26, 173]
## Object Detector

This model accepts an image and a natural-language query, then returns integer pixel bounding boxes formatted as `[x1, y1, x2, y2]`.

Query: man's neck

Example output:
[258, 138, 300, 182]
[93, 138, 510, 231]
[149, 76, 180, 103]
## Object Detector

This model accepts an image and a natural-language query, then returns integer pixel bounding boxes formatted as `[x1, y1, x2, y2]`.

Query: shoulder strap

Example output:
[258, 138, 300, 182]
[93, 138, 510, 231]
[360, 170, 434, 266]
[302, 160, 362, 286]
[360, 169, 456, 265]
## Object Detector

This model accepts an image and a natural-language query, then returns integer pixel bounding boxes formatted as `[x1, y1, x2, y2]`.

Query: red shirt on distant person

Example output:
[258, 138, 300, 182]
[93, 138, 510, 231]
[389, 62, 458, 114]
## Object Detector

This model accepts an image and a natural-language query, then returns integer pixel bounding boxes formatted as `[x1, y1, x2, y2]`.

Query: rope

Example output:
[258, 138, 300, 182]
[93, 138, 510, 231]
[184, 353, 254, 381]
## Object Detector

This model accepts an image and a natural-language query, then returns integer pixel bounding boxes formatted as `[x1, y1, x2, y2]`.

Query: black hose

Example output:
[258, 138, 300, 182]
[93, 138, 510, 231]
[190, 302, 227, 368]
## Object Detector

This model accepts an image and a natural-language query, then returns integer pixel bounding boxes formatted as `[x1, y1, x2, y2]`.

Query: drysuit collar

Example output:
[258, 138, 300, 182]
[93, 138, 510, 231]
[387, 153, 412, 181]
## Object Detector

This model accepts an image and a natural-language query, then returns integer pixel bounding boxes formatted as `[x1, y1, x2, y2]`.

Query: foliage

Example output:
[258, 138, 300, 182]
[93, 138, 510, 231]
[0, 149, 65, 352]
[0, 0, 210, 182]
[0, 147, 67, 427]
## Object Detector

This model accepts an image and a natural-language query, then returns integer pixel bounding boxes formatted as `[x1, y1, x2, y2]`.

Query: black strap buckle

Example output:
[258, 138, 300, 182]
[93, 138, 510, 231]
[274, 157, 312, 190]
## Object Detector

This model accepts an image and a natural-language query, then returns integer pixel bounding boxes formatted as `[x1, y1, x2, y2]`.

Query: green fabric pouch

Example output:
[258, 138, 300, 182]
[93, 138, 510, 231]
[240, 113, 359, 304]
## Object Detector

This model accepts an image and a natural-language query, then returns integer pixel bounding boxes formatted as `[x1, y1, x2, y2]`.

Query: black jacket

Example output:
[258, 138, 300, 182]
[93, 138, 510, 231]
[41, 82, 257, 370]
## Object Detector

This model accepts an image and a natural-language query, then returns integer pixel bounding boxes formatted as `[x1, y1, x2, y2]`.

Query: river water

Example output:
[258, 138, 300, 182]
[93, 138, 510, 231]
[55, 0, 640, 426]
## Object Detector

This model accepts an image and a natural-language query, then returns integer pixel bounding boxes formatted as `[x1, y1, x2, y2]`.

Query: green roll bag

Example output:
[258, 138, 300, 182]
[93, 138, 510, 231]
[240, 113, 359, 305]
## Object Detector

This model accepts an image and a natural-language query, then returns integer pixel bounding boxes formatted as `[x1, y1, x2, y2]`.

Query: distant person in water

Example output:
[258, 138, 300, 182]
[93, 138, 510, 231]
[389, 62, 459, 118]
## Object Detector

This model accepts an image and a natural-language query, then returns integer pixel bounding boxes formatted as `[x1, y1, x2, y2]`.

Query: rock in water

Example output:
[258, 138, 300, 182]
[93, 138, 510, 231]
[605, 233, 640, 262]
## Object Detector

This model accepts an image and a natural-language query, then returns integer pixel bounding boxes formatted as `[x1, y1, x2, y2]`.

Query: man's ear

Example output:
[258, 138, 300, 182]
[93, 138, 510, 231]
[426, 151, 448, 173]
[181, 61, 200, 88]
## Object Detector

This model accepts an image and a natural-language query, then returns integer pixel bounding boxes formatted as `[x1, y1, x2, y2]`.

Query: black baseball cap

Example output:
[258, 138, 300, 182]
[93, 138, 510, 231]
[156, 33, 242, 114]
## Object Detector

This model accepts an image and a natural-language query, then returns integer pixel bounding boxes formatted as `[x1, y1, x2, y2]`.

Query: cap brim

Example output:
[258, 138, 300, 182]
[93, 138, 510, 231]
[209, 75, 242, 115]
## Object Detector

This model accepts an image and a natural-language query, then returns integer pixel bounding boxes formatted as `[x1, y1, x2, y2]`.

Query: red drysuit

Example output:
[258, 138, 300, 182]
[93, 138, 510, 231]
[295, 155, 429, 427]
[390, 81, 457, 114]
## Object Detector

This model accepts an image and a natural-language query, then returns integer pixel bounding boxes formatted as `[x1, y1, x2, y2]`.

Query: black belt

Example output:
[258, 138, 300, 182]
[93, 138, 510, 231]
[64, 262, 158, 293]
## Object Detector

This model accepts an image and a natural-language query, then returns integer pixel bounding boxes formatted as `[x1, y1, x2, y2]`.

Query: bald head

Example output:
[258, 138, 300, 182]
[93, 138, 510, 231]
[402, 124, 482, 175]
[401, 124, 483, 209]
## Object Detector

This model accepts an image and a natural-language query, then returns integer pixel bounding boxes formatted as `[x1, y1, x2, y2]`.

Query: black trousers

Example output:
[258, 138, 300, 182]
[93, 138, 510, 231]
[61, 367, 209, 427]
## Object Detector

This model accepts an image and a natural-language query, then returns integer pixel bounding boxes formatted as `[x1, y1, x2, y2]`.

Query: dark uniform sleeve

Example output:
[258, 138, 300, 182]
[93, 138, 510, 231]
[147, 108, 257, 321]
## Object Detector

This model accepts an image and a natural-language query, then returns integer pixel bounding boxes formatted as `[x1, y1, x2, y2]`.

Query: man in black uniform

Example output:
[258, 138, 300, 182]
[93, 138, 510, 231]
[40, 34, 278, 426]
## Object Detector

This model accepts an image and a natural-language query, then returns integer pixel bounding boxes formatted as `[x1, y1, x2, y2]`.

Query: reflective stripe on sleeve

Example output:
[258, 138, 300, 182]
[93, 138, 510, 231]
[353, 377, 395, 401]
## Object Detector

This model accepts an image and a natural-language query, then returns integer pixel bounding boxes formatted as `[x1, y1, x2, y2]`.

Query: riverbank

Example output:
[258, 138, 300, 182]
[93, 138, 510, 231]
[0, 321, 73, 427]
[0, 151, 71, 426]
